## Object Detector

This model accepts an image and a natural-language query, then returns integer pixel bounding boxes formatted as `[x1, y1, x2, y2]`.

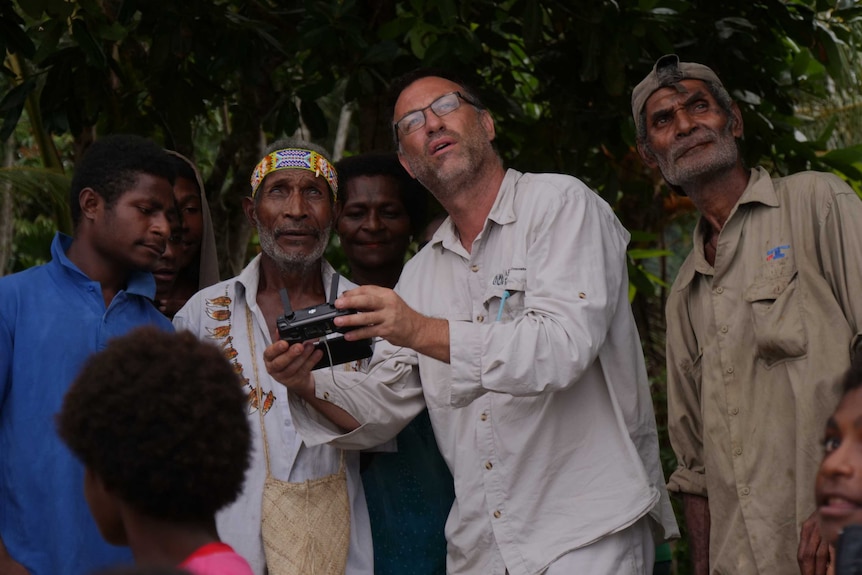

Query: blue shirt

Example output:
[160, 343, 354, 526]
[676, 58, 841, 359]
[0, 233, 173, 575]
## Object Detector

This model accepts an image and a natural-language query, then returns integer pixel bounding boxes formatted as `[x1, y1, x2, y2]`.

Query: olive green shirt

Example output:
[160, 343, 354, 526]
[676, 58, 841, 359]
[666, 167, 862, 574]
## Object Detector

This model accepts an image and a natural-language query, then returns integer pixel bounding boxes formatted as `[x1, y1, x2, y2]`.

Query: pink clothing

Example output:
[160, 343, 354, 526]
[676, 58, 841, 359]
[180, 542, 254, 575]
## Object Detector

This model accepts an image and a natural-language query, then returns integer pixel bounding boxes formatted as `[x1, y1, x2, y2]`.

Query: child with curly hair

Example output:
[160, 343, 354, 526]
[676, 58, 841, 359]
[57, 327, 253, 575]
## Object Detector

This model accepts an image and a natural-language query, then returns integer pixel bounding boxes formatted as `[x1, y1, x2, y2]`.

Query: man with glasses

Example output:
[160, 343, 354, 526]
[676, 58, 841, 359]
[265, 69, 678, 575]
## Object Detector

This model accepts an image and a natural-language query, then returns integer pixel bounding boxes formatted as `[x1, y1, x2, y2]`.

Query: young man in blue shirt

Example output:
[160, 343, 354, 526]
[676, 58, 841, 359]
[0, 134, 177, 575]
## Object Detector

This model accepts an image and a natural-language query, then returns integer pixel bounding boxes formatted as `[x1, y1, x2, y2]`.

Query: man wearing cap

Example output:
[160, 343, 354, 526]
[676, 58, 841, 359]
[633, 55, 862, 574]
[173, 137, 374, 575]
[264, 69, 679, 575]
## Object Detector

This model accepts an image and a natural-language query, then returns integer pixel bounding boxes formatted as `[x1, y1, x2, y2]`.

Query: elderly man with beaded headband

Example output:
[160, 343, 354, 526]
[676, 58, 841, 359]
[633, 54, 862, 575]
[173, 137, 374, 575]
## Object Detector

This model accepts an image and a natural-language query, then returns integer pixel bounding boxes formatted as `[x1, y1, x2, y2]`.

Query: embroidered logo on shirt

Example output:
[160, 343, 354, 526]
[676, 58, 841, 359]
[766, 245, 790, 261]
[491, 267, 526, 286]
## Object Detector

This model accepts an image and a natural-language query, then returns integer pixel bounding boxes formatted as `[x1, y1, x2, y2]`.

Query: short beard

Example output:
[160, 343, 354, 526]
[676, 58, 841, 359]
[653, 120, 739, 188]
[257, 221, 331, 273]
[401, 125, 497, 202]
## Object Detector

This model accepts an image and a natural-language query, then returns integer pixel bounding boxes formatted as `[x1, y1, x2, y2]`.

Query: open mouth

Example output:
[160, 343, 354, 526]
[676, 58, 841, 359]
[819, 495, 862, 517]
[428, 138, 455, 156]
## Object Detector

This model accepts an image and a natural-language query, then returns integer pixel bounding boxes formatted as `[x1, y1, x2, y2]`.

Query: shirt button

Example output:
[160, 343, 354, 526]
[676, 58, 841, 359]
[493, 510, 502, 518]
[715, 286, 724, 294]
[323, 391, 330, 400]
[733, 447, 743, 456]
[726, 366, 734, 374]
[485, 461, 493, 470]
[720, 325, 728, 333]
[471, 265, 480, 272]
[480, 412, 488, 421]
[740, 487, 751, 496]
[729, 407, 739, 415]
[476, 315, 485, 323]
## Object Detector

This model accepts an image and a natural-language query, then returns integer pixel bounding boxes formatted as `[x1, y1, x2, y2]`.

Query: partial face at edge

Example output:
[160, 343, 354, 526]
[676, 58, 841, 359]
[816, 387, 862, 545]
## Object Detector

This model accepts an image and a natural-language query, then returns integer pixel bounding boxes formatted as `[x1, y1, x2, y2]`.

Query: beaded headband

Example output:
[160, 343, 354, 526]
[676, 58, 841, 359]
[250, 148, 338, 200]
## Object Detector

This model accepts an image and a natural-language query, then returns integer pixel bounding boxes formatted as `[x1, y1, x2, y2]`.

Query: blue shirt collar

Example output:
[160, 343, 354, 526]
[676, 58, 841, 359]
[51, 232, 157, 300]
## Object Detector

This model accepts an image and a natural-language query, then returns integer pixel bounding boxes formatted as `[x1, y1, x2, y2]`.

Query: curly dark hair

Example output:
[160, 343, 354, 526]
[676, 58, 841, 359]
[70, 134, 176, 226]
[335, 152, 429, 235]
[56, 327, 251, 523]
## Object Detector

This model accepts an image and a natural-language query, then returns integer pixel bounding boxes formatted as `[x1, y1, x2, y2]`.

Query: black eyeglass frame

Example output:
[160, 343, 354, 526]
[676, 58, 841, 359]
[392, 91, 482, 142]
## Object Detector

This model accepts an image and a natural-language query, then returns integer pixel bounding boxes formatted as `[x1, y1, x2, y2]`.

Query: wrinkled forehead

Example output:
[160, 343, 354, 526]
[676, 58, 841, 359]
[643, 78, 711, 114]
[394, 77, 464, 120]
[261, 167, 328, 190]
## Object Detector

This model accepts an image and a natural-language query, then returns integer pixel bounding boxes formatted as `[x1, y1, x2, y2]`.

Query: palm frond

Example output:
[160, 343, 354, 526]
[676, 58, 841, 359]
[0, 167, 71, 234]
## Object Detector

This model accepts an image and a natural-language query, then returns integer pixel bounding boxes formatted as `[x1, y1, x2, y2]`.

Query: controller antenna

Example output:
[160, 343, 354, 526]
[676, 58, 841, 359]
[278, 288, 295, 320]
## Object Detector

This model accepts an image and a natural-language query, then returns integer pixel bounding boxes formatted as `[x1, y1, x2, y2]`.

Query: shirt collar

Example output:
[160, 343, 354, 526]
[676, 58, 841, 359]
[232, 254, 340, 307]
[51, 232, 157, 299]
[487, 168, 520, 226]
[427, 168, 520, 252]
[674, 167, 778, 291]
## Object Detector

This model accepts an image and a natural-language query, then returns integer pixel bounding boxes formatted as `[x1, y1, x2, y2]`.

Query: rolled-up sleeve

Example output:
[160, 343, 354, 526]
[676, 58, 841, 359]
[665, 284, 707, 497]
[290, 339, 426, 450]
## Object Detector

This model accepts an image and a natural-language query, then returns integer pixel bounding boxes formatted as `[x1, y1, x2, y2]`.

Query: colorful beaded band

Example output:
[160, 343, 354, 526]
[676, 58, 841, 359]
[250, 148, 338, 199]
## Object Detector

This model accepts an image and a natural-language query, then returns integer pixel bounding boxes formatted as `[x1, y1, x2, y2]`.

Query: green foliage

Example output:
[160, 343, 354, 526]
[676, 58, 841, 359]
[10, 213, 56, 271]
[2, 1, 861, 569]
[0, 166, 70, 228]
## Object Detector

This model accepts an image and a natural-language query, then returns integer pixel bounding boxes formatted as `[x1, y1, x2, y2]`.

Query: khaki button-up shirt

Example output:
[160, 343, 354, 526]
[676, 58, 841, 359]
[666, 167, 862, 574]
[291, 169, 678, 575]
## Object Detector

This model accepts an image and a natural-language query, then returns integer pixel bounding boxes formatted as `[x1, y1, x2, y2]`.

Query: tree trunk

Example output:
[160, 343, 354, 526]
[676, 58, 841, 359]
[0, 136, 15, 276]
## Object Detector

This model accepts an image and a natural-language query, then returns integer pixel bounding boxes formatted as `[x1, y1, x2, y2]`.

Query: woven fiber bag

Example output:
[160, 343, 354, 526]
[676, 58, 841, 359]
[260, 461, 350, 575]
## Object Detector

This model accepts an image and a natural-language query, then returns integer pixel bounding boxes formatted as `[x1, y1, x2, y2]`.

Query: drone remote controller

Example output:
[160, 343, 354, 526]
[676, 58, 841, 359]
[276, 273, 373, 369]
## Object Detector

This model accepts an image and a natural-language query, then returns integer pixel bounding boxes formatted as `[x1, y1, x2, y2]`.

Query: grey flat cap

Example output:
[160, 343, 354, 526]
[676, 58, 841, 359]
[631, 54, 726, 136]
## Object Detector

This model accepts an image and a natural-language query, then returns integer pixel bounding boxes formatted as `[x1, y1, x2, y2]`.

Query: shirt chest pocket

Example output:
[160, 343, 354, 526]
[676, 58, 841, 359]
[482, 272, 526, 323]
[743, 270, 807, 367]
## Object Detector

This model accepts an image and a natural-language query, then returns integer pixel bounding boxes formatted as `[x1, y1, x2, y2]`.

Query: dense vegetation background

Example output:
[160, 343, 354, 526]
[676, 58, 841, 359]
[2, 1, 861, 570]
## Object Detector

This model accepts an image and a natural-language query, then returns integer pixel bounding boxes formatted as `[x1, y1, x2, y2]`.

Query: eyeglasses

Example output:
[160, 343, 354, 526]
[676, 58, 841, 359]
[393, 91, 481, 139]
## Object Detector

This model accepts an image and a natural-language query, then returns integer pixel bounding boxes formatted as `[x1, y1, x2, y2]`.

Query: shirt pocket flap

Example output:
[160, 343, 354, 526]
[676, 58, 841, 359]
[743, 270, 797, 303]
[482, 272, 527, 323]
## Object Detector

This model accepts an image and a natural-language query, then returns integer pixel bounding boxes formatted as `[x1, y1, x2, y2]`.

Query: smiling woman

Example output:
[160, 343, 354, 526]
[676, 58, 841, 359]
[334, 152, 428, 289]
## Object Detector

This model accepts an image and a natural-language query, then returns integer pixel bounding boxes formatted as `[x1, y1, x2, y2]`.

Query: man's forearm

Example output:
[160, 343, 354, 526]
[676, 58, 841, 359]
[295, 377, 361, 432]
[408, 316, 450, 363]
[683, 493, 711, 575]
